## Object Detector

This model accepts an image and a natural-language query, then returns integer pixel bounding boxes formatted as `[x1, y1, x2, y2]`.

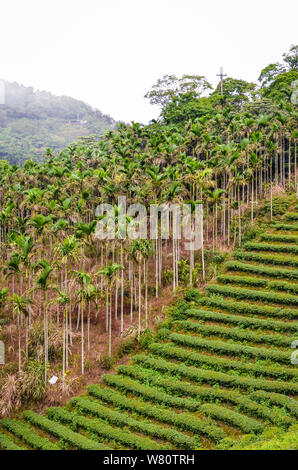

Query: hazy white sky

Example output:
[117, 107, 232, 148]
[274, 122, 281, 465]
[1, 0, 297, 123]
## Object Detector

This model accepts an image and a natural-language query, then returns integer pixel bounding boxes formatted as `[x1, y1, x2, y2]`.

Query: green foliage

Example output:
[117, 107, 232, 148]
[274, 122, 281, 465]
[46, 407, 165, 450]
[99, 355, 114, 370]
[87, 384, 226, 441]
[198, 295, 298, 319]
[0, 81, 115, 164]
[285, 212, 298, 221]
[271, 223, 298, 231]
[144, 343, 298, 380]
[103, 373, 199, 412]
[117, 364, 292, 427]
[170, 332, 293, 368]
[224, 258, 298, 282]
[0, 432, 26, 450]
[212, 77, 256, 108]
[201, 403, 263, 433]
[244, 241, 298, 254]
[250, 390, 298, 419]
[1, 418, 60, 450]
[137, 347, 298, 385]
[184, 288, 202, 302]
[227, 425, 298, 450]
[70, 396, 197, 449]
[218, 273, 298, 295]
[23, 410, 110, 450]
[174, 319, 293, 347]
[260, 233, 298, 243]
[206, 283, 298, 306]
[180, 307, 296, 333]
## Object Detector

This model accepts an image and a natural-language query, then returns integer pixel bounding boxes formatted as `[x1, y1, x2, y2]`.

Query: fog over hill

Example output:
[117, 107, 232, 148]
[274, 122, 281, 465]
[0, 80, 116, 165]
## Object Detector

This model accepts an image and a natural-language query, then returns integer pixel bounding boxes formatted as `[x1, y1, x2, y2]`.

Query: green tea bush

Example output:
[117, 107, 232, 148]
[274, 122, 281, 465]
[1, 418, 60, 450]
[198, 295, 298, 319]
[174, 320, 293, 347]
[285, 212, 298, 221]
[0, 432, 26, 450]
[46, 407, 164, 450]
[23, 410, 110, 450]
[87, 385, 226, 442]
[103, 373, 199, 411]
[118, 364, 292, 427]
[260, 233, 298, 243]
[271, 223, 298, 231]
[145, 344, 298, 380]
[170, 332, 292, 365]
[70, 396, 198, 449]
[234, 250, 298, 267]
[140, 348, 298, 395]
[250, 390, 298, 419]
[200, 403, 263, 433]
[217, 274, 298, 296]
[183, 308, 296, 333]
[244, 242, 298, 254]
[205, 284, 298, 306]
[224, 260, 298, 281]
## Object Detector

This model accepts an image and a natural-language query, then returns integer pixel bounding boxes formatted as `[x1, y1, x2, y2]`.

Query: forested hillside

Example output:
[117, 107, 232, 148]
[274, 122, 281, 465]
[0, 46, 297, 451]
[0, 80, 115, 165]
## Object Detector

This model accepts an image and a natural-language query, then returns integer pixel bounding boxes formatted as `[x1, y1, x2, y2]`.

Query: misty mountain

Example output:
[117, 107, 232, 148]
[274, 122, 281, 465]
[0, 80, 116, 165]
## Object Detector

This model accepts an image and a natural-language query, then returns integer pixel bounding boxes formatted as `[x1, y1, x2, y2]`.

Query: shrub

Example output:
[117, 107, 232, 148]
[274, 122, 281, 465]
[200, 403, 263, 433]
[250, 390, 298, 419]
[46, 406, 165, 450]
[118, 364, 292, 427]
[229, 425, 298, 450]
[198, 295, 298, 320]
[23, 410, 110, 450]
[271, 223, 298, 231]
[174, 319, 293, 348]
[205, 284, 298, 306]
[224, 260, 298, 281]
[116, 337, 137, 359]
[99, 355, 114, 370]
[70, 396, 198, 449]
[157, 327, 171, 340]
[234, 250, 298, 267]
[139, 329, 155, 349]
[170, 332, 292, 366]
[1, 418, 59, 450]
[0, 361, 46, 417]
[184, 288, 202, 302]
[0, 432, 26, 450]
[182, 308, 296, 333]
[285, 212, 298, 221]
[145, 344, 298, 380]
[260, 233, 298, 243]
[87, 385, 226, 442]
[244, 242, 298, 254]
[103, 373, 198, 411]
[28, 320, 62, 361]
[139, 349, 297, 395]
[218, 274, 298, 296]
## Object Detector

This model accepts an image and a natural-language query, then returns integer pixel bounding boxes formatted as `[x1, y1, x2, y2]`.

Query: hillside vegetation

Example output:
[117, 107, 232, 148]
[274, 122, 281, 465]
[0, 46, 297, 451]
[0, 204, 297, 450]
[0, 80, 115, 164]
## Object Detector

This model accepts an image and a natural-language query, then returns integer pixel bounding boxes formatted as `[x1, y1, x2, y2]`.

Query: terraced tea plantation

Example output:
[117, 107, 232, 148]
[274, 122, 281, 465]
[1, 211, 298, 450]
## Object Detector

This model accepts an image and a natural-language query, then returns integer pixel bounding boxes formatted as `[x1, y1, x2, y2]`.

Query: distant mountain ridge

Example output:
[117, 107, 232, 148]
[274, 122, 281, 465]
[0, 80, 116, 165]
